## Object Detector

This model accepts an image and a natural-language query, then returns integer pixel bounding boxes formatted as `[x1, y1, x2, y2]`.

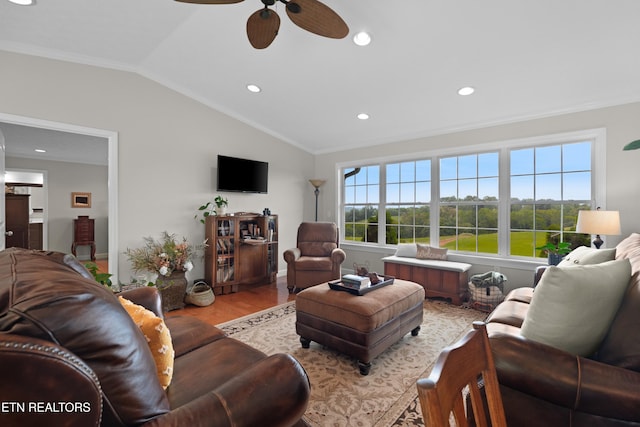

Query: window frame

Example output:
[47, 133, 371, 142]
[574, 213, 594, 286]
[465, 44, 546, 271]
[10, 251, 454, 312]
[336, 128, 607, 262]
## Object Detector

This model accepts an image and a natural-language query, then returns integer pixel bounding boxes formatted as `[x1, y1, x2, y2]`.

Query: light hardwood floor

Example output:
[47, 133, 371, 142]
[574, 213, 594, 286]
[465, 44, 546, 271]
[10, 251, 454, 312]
[166, 277, 296, 325]
[97, 260, 293, 325]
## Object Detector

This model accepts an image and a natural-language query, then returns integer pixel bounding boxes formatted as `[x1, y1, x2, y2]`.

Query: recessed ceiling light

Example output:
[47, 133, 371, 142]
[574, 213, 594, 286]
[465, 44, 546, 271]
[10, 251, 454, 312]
[457, 86, 475, 96]
[353, 32, 371, 47]
[8, 0, 34, 5]
[246, 84, 261, 93]
[34, 149, 46, 153]
[357, 113, 370, 120]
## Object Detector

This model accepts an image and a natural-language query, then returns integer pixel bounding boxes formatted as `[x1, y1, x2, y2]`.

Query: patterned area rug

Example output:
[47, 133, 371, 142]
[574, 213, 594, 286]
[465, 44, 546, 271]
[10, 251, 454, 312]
[219, 300, 485, 426]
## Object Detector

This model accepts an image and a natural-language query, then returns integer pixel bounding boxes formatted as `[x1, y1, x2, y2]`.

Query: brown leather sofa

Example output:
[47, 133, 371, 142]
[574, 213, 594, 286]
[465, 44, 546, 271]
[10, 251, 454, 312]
[283, 222, 346, 293]
[484, 233, 640, 426]
[0, 248, 310, 427]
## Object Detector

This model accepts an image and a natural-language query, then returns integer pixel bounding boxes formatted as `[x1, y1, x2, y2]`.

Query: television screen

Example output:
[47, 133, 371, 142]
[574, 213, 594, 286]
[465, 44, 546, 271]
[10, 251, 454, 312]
[217, 155, 268, 193]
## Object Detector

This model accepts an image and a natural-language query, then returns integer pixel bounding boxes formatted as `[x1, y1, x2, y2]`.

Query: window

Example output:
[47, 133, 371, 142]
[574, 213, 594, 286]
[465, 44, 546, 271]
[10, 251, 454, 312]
[510, 142, 592, 257]
[338, 129, 603, 259]
[344, 165, 379, 243]
[386, 160, 431, 245]
[439, 153, 499, 253]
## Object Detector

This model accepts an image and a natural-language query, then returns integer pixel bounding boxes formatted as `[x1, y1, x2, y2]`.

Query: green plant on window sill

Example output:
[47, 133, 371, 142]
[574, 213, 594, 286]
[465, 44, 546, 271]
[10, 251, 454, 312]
[195, 196, 229, 223]
[535, 241, 572, 256]
[84, 261, 113, 288]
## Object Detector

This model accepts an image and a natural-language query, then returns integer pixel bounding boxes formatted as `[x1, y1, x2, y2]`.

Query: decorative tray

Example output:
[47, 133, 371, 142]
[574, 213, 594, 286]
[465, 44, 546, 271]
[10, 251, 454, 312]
[328, 275, 395, 296]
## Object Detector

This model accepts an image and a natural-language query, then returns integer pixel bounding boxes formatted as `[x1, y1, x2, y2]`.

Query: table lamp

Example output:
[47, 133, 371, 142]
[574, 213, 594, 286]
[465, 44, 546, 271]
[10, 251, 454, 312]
[576, 208, 621, 249]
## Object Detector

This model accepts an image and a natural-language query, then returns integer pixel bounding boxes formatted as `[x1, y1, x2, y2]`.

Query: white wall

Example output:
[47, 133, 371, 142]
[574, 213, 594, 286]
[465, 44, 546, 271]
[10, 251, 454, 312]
[6, 157, 108, 259]
[315, 102, 640, 291]
[0, 50, 314, 284]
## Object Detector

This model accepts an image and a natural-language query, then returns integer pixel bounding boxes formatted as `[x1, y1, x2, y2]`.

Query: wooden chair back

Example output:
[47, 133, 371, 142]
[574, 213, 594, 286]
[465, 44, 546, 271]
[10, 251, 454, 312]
[416, 321, 507, 427]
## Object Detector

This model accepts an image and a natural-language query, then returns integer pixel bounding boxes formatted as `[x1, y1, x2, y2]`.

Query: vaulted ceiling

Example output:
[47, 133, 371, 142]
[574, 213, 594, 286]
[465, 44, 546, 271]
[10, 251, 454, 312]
[2, 0, 640, 154]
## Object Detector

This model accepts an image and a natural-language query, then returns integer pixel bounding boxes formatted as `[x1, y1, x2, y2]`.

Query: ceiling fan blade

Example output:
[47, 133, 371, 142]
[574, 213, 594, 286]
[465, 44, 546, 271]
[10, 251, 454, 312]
[247, 8, 281, 49]
[285, 0, 348, 39]
[174, 0, 244, 4]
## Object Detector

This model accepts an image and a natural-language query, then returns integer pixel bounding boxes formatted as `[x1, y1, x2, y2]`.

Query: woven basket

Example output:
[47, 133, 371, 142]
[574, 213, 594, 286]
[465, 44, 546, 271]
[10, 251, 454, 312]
[185, 282, 215, 307]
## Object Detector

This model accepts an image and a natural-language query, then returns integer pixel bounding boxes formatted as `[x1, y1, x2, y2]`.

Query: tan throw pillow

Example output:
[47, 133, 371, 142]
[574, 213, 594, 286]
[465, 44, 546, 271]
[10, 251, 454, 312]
[521, 259, 631, 356]
[119, 296, 174, 389]
[557, 246, 616, 267]
[416, 244, 448, 260]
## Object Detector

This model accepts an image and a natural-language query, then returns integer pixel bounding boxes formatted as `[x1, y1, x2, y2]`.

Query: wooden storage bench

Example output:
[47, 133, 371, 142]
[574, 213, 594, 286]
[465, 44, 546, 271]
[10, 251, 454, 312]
[382, 255, 471, 305]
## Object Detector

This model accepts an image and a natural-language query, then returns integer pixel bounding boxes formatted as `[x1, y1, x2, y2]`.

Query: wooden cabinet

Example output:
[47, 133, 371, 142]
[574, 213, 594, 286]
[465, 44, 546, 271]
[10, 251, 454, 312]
[72, 216, 96, 261]
[5, 194, 30, 249]
[205, 214, 278, 295]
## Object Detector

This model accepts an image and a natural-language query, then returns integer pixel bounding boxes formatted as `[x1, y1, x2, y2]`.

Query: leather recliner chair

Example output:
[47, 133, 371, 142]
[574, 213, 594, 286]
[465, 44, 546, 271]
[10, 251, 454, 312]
[0, 248, 310, 427]
[283, 222, 346, 293]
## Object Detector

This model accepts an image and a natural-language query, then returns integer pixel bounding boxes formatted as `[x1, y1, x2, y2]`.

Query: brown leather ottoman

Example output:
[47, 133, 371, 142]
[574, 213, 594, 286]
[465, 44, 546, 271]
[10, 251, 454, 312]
[295, 279, 425, 375]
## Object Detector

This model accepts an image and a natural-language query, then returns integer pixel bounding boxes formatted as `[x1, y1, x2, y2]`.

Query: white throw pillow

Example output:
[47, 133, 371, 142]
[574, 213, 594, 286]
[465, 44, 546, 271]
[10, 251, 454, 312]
[394, 243, 417, 258]
[557, 246, 616, 267]
[521, 259, 631, 356]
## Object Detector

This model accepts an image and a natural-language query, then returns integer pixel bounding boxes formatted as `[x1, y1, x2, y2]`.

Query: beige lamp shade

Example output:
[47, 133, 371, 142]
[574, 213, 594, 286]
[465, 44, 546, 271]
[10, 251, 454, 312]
[309, 179, 327, 189]
[576, 210, 621, 235]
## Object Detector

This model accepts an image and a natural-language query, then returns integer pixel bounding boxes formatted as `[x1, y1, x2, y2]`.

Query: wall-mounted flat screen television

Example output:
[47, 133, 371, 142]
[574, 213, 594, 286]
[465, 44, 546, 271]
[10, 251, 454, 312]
[217, 155, 268, 193]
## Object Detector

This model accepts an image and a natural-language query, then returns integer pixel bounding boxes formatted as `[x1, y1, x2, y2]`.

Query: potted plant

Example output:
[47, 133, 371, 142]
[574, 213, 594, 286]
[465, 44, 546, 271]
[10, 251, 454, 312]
[84, 261, 113, 289]
[125, 232, 206, 310]
[195, 196, 229, 223]
[536, 241, 572, 265]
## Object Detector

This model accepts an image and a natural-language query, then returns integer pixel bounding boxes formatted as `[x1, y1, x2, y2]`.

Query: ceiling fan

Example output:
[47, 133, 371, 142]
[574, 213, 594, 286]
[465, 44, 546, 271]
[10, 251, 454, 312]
[174, 0, 349, 49]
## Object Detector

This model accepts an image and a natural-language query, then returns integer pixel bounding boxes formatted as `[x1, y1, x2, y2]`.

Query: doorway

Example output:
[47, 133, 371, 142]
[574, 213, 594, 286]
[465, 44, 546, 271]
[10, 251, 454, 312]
[0, 113, 119, 284]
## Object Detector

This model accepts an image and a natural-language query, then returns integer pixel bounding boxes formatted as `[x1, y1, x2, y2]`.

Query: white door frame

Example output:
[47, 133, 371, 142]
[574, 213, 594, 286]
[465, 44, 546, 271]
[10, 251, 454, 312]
[0, 112, 119, 284]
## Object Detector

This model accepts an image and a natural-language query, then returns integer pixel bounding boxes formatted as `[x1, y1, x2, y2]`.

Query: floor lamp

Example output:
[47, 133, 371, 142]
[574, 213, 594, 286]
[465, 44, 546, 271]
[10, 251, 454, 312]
[309, 179, 326, 222]
[576, 208, 621, 249]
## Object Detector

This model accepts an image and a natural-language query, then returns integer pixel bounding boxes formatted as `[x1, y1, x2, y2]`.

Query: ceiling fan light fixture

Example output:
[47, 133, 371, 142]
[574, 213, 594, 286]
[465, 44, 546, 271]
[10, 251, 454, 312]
[357, 113, 370, 120]
[353, 31, 371, 46]
[247, 84, 261, 93]
[8, 0, 35, 5]
[458, 86, 475, 96]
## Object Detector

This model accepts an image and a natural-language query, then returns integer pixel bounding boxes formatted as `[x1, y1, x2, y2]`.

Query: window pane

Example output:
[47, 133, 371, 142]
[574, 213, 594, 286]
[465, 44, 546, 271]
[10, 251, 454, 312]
[367, 165, 380, 184]
[459, 205, 476, 228]
[563, 142, 591, 172]
[535, 174, 561, 200]
[387, 163, 400, 183]
[563, 171, 590, 200]
[458, 155, 477, 179]
[368, 185, 379, 203]
[415, 206, 430, 226]
[511, 204, 533, 230]
[440, 181, 457, 200]
[535, 145, 561, 173]
[440, 157, 457, 180]
[416, 182, 430, 203]
[458, 179, 477, 200]
[400, 162, 414, 182]
[510, 230, 539, 257]
[511, 175, 534, 201]
[478, 230, 498, 254]
[457, 229, 477, 251]
[478, 177, 498, 200]
[415, 226, 430, 242]
[440, 206, 456, 227]
[511, 148, 534, 175]
[416, 160, 431, 181]
[478, 205, 498, 228]
[386, 183, 399, 203]
[535, 204, 561, 231]
[400, 182, 414, 203]
[479, 152, 499, 177]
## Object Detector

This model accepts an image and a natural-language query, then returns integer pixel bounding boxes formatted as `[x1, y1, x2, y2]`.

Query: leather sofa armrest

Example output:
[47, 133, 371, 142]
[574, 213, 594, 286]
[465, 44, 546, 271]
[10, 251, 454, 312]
[0, 335, 103, 426]
[145, 354, 310, 427]
[119, 286, 164, 318]
[330, 248, 346, 264]
[490, 332, 640, 421]
[283, 248, 301, 264]
[533, 265, 547, 287]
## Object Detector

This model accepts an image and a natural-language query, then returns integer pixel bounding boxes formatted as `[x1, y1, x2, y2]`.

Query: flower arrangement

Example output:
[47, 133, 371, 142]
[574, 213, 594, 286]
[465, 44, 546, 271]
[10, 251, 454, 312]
[125, 231, 203, 277]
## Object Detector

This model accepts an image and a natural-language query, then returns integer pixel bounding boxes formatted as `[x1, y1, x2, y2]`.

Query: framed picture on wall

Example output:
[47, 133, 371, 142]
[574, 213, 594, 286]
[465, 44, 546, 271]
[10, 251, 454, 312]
[72, 192, 91, 208]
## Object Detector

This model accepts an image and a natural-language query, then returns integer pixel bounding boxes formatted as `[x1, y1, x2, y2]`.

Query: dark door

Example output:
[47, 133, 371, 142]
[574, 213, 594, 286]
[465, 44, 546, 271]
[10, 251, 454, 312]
[5, 194, 30, 249]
